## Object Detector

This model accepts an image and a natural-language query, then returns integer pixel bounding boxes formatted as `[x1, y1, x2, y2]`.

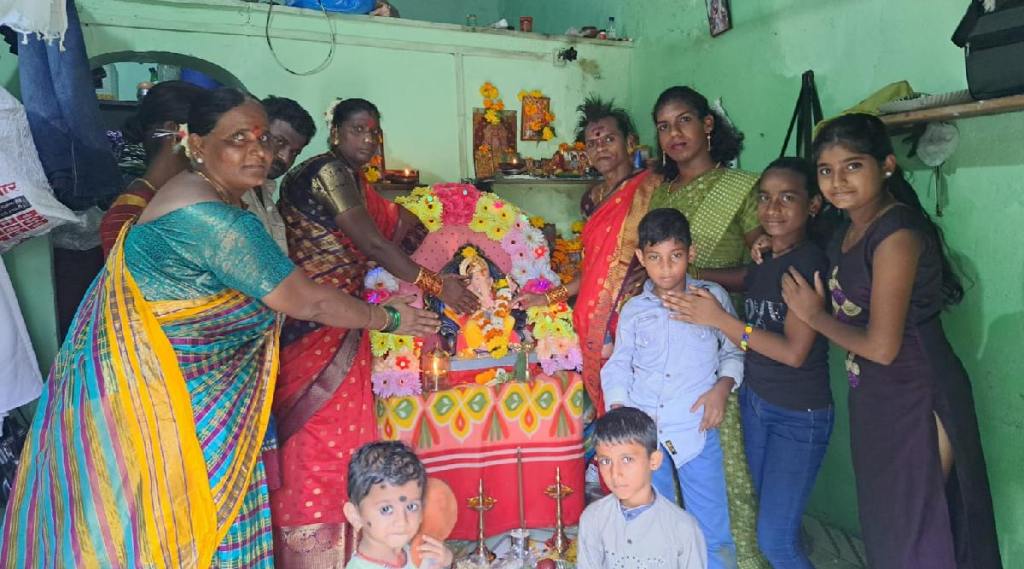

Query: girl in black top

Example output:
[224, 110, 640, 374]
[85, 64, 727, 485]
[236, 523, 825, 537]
[664, 157, 832, 569]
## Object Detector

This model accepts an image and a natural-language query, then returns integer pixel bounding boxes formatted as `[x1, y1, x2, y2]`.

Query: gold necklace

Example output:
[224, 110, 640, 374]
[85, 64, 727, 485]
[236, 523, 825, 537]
[195, 170, 241, 207]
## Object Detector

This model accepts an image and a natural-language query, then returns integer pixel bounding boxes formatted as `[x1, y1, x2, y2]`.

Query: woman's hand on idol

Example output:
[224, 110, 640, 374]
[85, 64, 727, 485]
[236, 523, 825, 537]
[515, 292, 548, 309]
[440, 274, 480, 314]
[386, 296, 441, 337]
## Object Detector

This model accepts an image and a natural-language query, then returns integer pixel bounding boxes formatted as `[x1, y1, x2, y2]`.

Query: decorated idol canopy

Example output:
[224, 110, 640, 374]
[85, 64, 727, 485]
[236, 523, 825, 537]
[364, 184, 581, 397]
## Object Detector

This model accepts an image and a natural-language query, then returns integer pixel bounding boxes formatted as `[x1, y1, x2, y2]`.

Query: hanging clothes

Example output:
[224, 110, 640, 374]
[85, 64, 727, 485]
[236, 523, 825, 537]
[16, 0, 123, 210]
[0, 0, 67, 42]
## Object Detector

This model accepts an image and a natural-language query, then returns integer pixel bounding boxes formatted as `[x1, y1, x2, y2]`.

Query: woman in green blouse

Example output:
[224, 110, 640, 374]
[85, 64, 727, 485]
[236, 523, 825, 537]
[649, 85, 767, 569]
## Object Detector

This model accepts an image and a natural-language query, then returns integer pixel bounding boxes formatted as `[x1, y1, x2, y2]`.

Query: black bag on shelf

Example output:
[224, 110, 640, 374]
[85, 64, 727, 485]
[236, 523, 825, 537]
[953, 0, 1024, 99]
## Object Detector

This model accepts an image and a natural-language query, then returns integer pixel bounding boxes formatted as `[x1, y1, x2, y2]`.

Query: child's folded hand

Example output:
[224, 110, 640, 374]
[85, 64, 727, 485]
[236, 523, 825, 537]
[417, 535, 454, 568]
[691, 378, 734, 431]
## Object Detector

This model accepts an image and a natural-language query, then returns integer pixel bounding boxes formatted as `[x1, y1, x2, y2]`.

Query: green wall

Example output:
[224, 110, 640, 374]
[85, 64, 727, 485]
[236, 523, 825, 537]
[2, 0, 631, 372]
[398, 0, 501, 27]
[76, 0, 631, 181]
[500, 1, 629, 37]
[599, 0, 1023, 563]
[4, 1, 1022, 563]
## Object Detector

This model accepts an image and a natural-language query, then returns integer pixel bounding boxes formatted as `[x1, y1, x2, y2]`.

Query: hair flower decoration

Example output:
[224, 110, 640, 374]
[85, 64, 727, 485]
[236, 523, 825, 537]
[175, 123, 193, 158]
[324, 98, 344, 126]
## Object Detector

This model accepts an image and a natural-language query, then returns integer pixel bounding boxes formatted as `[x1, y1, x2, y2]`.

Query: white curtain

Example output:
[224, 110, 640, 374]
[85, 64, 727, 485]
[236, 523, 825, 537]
[0, 0, 68, 42]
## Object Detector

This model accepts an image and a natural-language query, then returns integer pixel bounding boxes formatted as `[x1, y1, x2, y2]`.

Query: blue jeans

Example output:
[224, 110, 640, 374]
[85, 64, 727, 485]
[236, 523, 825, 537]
[18, 0, 122, 209]
[652, 429, 737, 569]
[740, 386, 833, 569]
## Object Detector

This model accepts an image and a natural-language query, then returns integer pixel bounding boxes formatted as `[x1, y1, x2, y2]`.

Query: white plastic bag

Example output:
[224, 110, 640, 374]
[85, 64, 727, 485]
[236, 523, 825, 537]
[0, 257, 42, 417]
[0, 0, 68, 42]
[0, 87, 79, 253]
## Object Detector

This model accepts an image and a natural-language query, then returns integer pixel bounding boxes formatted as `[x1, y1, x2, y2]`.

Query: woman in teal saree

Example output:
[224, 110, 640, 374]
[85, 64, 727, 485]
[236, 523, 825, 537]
[0, 88, 438, 569]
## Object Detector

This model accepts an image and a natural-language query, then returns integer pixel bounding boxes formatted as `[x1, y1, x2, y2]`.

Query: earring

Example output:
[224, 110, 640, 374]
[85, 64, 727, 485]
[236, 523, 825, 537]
[661, 153, 667, 167]
[196, 156, 204, 164]
[706, 133, 712, 152]
[884, 171, 892, 178]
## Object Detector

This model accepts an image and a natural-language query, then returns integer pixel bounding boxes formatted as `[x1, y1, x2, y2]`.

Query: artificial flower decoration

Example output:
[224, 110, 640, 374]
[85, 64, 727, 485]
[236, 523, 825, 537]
[365, 183, 581, 396]
[552, 235, 583, 285]
[479, 82, 504, 125]
[363, 165, 382, 183]
[480, 82, 499, 100]
[175, 123, 193, 159]
[521, 89, 556, 141]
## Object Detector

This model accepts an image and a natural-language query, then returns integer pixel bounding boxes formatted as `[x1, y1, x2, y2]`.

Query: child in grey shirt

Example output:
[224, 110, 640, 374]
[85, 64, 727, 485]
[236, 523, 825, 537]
[577, 407, 706, 568]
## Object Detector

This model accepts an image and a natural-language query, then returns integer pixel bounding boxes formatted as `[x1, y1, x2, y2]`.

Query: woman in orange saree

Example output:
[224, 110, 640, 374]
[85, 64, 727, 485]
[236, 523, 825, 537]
[521, 97, 660, 414]
[270, 99, 478, 568]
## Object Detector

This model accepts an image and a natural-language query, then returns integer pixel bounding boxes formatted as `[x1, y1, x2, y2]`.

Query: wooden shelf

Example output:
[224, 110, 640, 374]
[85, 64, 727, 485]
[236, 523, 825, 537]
[880, 94, 1024, 129]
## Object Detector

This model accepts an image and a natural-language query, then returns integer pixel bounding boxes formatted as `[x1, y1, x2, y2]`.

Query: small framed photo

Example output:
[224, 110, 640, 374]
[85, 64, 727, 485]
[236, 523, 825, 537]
[706, 0, 732, 37]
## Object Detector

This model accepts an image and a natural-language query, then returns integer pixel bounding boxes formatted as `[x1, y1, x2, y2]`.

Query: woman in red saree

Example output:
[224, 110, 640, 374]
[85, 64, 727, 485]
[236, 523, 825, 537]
[521, 97, 660, 413]
[270, 99, 478, 568]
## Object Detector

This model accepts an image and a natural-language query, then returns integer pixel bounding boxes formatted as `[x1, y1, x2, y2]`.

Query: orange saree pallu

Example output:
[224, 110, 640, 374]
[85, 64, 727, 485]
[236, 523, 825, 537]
[573, 170, 660, 414]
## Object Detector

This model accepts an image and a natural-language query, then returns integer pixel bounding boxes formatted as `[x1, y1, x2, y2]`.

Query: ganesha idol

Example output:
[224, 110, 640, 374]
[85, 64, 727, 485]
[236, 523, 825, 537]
[364, 184, 582, 396]
[429, 246, 527, 361]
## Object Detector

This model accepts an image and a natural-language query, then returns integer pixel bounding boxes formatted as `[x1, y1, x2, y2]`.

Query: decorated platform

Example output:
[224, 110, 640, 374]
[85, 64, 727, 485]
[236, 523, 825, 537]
[364, 183, 586, 542]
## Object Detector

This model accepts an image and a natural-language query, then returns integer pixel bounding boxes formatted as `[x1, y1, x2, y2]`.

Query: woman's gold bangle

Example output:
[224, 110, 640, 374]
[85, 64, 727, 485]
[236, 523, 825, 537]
[546, 285, 569, 305]
[414, 268, 444, 297]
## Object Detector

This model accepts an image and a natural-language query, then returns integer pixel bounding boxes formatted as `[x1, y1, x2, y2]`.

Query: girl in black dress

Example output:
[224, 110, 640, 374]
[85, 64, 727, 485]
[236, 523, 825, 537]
[782, 113, 1002, 569]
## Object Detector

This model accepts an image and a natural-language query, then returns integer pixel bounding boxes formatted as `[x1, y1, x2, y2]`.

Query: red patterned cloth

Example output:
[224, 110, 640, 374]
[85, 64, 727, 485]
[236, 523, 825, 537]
[99, 180, 155, 257]
[378, 372, 586, 539]
[270, 153, 405, 568]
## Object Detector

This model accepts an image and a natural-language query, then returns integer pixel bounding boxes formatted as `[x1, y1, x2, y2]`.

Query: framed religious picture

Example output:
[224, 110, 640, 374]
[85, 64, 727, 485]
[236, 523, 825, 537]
[472, 108, 517, 178]
[706, 0, 732, 37]
[521, 95, 551, 141]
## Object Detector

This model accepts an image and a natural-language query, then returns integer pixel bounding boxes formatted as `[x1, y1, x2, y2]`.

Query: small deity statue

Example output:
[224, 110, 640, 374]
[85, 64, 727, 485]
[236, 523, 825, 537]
[427, 247, 526, 360]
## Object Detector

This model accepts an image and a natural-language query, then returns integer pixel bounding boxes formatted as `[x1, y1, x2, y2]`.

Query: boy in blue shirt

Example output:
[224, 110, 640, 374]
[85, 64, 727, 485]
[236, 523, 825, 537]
[601, 208, 743, 569]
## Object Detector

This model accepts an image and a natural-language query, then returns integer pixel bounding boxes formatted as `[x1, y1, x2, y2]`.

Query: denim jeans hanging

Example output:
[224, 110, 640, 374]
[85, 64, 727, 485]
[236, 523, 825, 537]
[18, 0, 122, 210]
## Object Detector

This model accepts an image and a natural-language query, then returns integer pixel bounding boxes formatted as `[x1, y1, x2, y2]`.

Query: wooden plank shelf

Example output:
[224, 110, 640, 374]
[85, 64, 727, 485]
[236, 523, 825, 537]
[880, 93, 1024, 129]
